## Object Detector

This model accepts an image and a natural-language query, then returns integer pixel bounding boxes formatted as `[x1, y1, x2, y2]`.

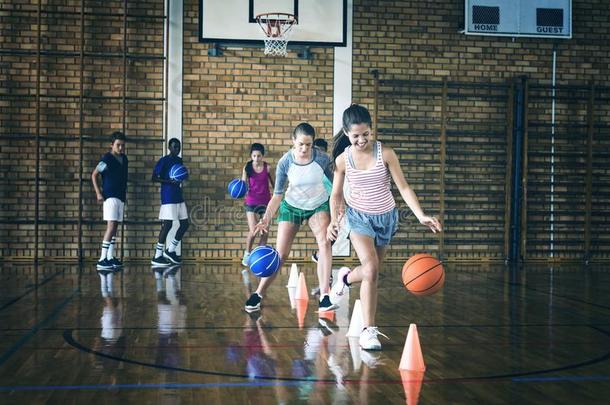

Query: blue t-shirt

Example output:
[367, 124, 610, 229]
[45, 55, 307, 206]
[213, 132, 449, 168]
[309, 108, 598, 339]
[153, 155, 185, 204]
[97, 152, 128, 202]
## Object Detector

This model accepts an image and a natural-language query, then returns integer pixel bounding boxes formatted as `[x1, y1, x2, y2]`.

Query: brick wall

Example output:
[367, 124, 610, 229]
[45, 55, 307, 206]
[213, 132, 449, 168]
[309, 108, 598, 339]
[1, 0, 609, 262]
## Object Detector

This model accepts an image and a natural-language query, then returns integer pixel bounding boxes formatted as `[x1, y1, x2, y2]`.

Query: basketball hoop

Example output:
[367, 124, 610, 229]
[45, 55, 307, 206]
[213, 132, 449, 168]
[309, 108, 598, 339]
[256, 13, 297, 57]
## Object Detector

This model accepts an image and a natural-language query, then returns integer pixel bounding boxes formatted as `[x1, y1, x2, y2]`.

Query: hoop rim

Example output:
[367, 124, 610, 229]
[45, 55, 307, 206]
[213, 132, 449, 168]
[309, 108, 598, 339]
[255, 12, 298, 25]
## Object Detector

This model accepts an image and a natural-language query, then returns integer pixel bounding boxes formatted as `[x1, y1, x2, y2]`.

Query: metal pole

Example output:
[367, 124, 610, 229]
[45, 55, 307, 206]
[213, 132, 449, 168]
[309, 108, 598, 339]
[549, 48, 557, 258]
[34, 0, 42, 263]
[504, 82, 515, 263]
[584, 81, 595, 264]
[163, 0, 170, 148]
[438, 78, 447, 258]
[372, 69, 379, 138]
[77, 0, 85, 263]
[510, 76, 527, 262]
[120, 0, 127, 259]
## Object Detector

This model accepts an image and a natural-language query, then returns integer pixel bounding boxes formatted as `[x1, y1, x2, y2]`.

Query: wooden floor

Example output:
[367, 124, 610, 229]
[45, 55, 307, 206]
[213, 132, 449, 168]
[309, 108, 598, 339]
[1, 261, 609, 404]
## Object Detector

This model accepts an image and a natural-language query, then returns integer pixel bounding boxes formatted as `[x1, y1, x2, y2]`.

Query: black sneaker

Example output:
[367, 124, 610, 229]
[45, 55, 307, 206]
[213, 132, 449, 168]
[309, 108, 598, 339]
[318, 294, 338, 312]
[311, 251, 319, 263]
[109, 257, 123, 268]
[245, 293, 262, 313]
[96, 258, 113, 270]
[164, 250, 182, 264]
[318, 317, 339, 336]
[248, 311, 262, 322]
[151, 256, 172, 267]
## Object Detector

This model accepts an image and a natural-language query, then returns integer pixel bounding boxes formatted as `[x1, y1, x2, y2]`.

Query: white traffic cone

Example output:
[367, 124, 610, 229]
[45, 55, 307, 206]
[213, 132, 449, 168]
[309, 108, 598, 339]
[346, 299, 363, 337]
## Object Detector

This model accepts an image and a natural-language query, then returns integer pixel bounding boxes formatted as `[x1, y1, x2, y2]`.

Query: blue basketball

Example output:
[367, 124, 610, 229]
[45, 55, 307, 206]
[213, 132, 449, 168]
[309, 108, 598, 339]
[228, 178, 247, 199]
[169, 163, 188, 182]
[248, 245, 280, 277]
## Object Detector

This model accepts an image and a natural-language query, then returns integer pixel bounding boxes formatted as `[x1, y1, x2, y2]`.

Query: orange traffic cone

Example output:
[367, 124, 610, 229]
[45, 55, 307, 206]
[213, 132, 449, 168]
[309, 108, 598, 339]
[400, 370, 424, 405]
[318, 310, 335, 322]
[399, 323, 426, 371]
[295, 272, 309, 301]
[295, 298, 308, 329]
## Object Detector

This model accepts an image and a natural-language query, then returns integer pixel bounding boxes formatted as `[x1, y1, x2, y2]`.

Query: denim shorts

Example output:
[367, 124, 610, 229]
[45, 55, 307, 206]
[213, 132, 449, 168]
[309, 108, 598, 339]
[245, 204, 267, 216]
[346, 206, 399, 246]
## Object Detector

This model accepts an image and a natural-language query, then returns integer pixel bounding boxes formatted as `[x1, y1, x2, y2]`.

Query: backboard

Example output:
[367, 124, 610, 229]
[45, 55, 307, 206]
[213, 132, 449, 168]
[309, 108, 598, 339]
[199, 0, 347, 47]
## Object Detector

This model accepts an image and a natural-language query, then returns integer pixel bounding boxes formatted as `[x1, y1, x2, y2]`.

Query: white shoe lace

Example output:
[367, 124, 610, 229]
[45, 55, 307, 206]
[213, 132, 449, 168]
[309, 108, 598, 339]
[367, 327, 389, 341]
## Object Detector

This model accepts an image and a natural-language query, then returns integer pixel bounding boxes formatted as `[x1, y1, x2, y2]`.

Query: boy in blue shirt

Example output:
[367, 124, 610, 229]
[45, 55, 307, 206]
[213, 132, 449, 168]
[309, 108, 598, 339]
[91, 131, 128, 269]
[151, 138, 189, 266]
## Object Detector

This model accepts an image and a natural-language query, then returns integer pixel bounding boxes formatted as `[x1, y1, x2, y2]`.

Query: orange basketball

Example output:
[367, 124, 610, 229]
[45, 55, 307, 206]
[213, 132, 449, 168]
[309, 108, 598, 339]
[402, 253, 445, 296]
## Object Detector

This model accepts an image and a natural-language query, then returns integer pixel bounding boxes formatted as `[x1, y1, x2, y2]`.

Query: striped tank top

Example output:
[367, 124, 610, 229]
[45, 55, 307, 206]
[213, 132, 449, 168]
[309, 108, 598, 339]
[345, 141, 395, 214]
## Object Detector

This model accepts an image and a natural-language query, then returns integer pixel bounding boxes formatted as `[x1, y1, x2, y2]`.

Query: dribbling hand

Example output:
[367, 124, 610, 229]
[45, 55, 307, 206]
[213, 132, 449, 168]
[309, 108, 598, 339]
[327, 220, 340, 241]
[254, 217, 270, 235]
[420, 215, 442, 233]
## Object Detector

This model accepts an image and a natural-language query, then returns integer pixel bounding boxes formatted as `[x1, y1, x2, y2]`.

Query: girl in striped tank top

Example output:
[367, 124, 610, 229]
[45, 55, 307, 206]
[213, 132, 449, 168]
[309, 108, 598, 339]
[327, 104, 442, 351]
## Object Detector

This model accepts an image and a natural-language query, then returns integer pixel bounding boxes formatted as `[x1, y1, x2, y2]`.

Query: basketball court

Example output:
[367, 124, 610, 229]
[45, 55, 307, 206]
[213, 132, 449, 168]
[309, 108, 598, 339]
[2, 0, 610, 404]
[1, 263, 609, 403]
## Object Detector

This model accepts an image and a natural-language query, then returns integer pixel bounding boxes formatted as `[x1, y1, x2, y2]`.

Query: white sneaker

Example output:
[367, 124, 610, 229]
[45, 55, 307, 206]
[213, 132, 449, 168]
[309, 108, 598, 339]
[359, 326, 389, 351]
[359, 349, 384, 368]
[330, 267, 351, 302]
[241, 251, 250, 266]
[327, 354, 345, 388]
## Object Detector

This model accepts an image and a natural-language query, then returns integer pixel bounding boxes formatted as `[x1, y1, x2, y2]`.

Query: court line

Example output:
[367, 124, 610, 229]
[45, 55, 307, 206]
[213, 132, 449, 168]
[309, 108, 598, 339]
[512, 375, 610, 383]
[0, 381, 304, 392]
[0, 269, 65, 312]
[63, 326, 610, 385]
[0, 288, 78, 366]
[487, 274, 610, 311]
[3, 375, 610, 392]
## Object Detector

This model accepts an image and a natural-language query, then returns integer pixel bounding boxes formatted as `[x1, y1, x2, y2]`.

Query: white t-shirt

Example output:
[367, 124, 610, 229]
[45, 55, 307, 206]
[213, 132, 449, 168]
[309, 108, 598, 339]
[274, 148, 333, 210]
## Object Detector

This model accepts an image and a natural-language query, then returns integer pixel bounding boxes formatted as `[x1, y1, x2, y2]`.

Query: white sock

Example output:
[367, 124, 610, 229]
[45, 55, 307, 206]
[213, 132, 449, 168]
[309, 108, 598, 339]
[154, 242, 164, 258]
[168, 239, 179, 253]
[100, 241, 110, 261]
[107, 237, 116, 259]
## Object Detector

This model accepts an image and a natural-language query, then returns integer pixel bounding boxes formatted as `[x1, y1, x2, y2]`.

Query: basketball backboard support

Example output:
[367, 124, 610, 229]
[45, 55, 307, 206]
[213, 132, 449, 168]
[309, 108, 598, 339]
[199, 0, 347, 47]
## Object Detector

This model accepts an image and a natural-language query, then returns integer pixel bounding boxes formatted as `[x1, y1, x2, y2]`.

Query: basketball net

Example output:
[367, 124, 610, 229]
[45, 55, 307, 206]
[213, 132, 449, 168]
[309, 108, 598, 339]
[256, 13, 297, 57]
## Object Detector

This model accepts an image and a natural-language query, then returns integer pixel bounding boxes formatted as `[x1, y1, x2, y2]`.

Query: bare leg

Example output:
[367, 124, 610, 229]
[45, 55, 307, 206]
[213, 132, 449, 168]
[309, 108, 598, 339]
[175, 219, 189, 240]
[245, 212, 258, 252]
[348, 233, 387, 328]
[308, 211, 332, 295]
[103, 221, 118, 242]
[254, 221, 299, 296]
[157, 220, 173, 244]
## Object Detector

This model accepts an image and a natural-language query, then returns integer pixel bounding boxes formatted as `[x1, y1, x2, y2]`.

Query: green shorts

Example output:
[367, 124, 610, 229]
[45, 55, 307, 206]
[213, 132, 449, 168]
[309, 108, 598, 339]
[277, 199, 330, 225]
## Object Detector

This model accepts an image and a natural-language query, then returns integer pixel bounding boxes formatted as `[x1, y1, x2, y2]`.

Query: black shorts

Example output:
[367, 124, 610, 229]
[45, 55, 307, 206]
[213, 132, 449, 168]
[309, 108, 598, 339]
[245, 204, 267, 216]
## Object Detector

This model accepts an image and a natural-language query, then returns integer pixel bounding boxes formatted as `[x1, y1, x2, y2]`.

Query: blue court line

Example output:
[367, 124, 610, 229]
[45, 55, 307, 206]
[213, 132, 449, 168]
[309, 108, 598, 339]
[0, 381, 304, 392]
[0, 288, 78, 366]
[512, 376, 610, 382]
[0, 269, 64, 311]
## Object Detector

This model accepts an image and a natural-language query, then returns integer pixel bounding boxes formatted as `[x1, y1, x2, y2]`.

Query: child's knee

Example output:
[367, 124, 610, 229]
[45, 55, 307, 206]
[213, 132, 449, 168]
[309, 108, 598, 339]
[362, 262, 379, 282]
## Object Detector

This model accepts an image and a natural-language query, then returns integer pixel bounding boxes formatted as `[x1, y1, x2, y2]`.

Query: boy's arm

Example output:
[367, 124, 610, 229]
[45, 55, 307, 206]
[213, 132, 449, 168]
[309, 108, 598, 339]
[384, 146, 442, 233]
[91, 168, 103, 203]
[151, 159, 178, 184]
